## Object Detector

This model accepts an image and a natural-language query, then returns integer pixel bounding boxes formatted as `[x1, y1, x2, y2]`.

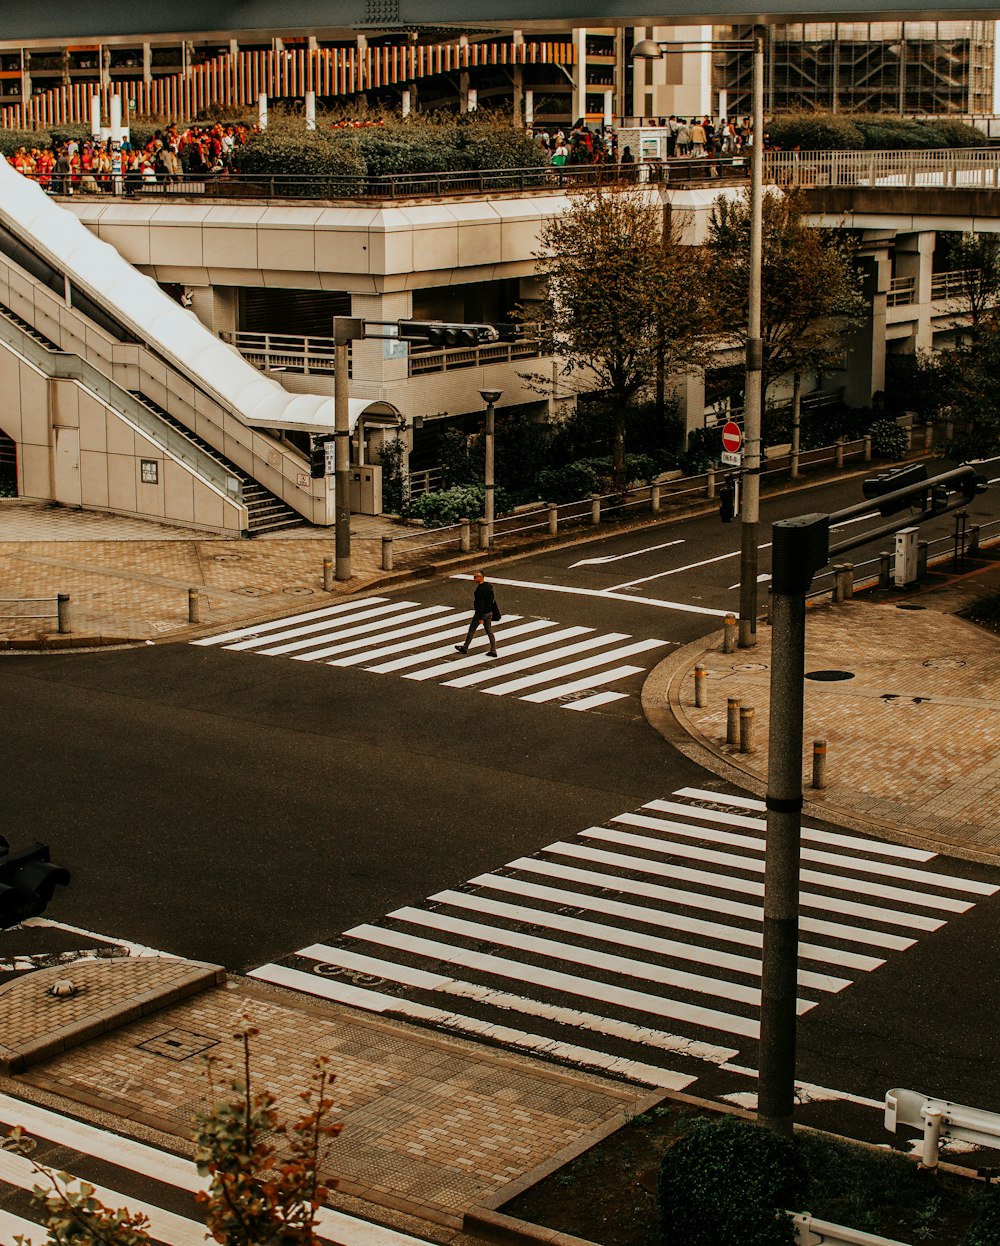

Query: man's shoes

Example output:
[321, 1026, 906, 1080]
[487, 650, 499, 658]
[454, 645, 468, 654]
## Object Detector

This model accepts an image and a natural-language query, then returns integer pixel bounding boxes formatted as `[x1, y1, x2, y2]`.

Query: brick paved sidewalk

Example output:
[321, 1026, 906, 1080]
[647, 565, 1000, 860]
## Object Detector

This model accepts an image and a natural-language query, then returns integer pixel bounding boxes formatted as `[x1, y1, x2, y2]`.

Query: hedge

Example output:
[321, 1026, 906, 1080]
[769, 111, 988, 151]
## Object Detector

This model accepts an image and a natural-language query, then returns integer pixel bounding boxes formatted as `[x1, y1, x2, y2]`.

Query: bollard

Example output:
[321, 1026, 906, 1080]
[970, 524, 981, 556]
[590, 494, 601, 525]
[723, 613, 737, 654]
[459, 518, 471, 553]
[547, 502, 559, 536]
[878, 550, 891, 590]
[863, 434, 872, 463]
[917, 540, 929, 578]
[811, 738, 827, 789]
[726, 697, 741, 747]
[478, 519, 490, 550]
[650, 482, 661, 514]
[739, 705, 756, 754]
[839, 562, 854, 600]
[56, 593, 71, 635]
[381, 535, 394, 572]
[187, 588, 200, 625]
[832, 563, 846, 603]
[706, 467, 716, 501]
[923, 421, 933, 451]
[323, 557, 334, 591]
[921, 1108, 943, 1171]
[835, 437, 845, 469]
[945, 420, 954, 443]
[694, 664, 707, 709]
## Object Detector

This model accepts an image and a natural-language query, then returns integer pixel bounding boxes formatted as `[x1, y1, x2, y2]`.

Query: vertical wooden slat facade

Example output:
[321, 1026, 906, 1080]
[0, 40, 575, 129]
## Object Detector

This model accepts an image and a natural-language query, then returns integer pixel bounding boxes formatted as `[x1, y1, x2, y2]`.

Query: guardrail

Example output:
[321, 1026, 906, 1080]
[766, 147, 1000, 191]
[380, 433, 879, 572]
[0, 594, 71, 633]
[792, 1211, 911, 1246]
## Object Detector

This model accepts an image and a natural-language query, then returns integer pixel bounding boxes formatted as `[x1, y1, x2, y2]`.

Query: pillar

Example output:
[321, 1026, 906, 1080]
[844, 241, 890, 407]
[573, 28, 587, 123]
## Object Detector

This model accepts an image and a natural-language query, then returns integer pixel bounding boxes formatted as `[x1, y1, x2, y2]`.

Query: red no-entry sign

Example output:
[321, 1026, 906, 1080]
[722, 421, 743, 453]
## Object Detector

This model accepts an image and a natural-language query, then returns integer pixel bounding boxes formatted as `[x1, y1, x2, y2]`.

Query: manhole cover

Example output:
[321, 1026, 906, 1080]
[735, 662, 769, 672]
[923, 657, 966, 669]
[137, 1029, 219, 1061]
[896, 603, 927, 611]
[283, 587, 315, 596]
[234, 586, 267, 596]
[805, 670, 855, 681]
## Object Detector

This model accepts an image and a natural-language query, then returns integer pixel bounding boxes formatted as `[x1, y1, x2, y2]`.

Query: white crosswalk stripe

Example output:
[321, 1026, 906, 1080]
[251, 787, 999, 1094]
[0, 1092, 430, 1246]
[192, 595, 670, 712]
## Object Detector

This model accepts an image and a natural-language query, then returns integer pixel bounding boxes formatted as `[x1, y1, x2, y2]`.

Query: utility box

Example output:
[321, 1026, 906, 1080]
[894, 526, 919, 588]
[350, 464, 382, 515]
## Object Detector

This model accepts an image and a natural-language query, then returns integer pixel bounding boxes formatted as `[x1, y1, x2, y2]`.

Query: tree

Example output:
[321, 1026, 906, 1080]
[704, 187, 866, 401]
[5, 1021, 341, 1246]
[931, 320, 1000, 460]
[942, 231, 1000, 342]
[527, 187, 710, 491]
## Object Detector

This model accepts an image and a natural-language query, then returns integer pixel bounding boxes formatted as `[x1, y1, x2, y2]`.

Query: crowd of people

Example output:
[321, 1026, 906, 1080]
[8, 122, 251, 194]
[533, 115, 760, 169]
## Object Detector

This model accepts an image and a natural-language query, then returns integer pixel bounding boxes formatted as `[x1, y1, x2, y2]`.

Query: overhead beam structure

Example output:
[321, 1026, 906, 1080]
[5, 0, 1000, 43]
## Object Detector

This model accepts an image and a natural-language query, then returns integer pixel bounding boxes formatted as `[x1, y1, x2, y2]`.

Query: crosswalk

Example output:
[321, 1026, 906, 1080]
[192, 596, 670, 712]
[251, 787, 998, 1095]
[0, 1092, 430, 1246]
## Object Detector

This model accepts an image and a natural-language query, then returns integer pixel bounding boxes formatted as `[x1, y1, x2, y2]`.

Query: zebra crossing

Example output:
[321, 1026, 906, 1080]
[192, 596, 670, 712]
[251, 787, 998, 1095]
[0, 1092, 429, 1246]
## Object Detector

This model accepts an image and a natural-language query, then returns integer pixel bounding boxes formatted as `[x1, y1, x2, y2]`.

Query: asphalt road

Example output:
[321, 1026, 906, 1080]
[3, 463, 1000, 1142]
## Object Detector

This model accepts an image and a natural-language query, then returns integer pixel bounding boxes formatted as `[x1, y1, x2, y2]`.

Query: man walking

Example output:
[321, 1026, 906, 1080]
[455, 571, 500, 658]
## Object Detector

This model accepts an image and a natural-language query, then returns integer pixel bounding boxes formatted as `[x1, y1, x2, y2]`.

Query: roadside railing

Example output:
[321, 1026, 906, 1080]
[766, 146, 1000, 192]
[380, 432, 880, 572]
[0, 594, 71, 634]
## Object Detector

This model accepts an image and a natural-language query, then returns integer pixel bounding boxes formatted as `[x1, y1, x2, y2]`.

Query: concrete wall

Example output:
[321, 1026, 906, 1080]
[0, 342, 244, 531]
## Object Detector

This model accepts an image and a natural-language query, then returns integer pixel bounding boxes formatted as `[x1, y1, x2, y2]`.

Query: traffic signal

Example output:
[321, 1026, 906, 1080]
[862, 463, 928, 516]
[0, 842, 70, 929]
[396, 321, 500, 348]
[310, 436, 330, 480]
[719, 474, 738, 523]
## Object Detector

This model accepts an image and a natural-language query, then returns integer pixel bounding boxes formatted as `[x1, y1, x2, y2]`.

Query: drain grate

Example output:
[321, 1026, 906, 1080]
[805, 670, 855, 681]
[137, 1029, 219, 1061]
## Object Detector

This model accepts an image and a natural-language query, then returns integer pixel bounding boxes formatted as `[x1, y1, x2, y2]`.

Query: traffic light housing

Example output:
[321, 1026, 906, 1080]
[862, 463, 928, 516]
[719, 474, 738, 523]
[0, 841, 70, 929]
[310, 436, 330, 480]
[397, 321, 500, 348]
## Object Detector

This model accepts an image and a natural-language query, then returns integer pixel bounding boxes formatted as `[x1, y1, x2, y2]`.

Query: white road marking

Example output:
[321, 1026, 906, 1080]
[564, 690, 629, 710]
[427, 890, 849, 992]
[466, 872, 885, 971]
[570, 539, 684, 568]
[402, 624, 591, 681]
[546, 841, 944, 931]
[191, 598, 387, 647]
[481, 640, 669, 696]
[622, 808, 994, 895]
[583, 826, 972, 913]
[251, 964, 694, 1089]
[506, 856, 915, 950]
[440, 631, 627, 687]
[245, 602, 439, 654]
[450, 573, 731, 617]
[290, 608, 461, 661]
[364, 619, 552, 674]
[521, 665, 646, 703]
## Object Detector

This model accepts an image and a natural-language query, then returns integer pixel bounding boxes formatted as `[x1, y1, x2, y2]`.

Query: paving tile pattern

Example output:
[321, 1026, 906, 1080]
[27, 983, 637, 1216]
[677, 599, 1000, 852]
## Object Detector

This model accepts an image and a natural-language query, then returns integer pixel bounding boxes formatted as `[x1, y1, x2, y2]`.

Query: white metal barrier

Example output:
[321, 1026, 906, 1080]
[793, 1212, 910, 1246]
[885, 1088, 1000, 1169]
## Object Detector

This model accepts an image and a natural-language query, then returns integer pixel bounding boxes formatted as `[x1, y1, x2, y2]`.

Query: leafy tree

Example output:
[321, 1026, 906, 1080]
[941, 232, 1000, 341]
[527, 188, 710, 491]
[705, 187, 866, 400]
[5, 1021, 341, 1246]
[932, 322, 1000, 459]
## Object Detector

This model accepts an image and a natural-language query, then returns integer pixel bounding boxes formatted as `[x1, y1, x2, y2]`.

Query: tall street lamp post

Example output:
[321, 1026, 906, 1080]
[631, 30, 766, 647]
[480, 388, 502, 548]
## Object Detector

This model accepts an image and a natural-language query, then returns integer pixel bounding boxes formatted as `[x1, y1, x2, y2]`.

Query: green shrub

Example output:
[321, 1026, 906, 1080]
[0, 128, 52, 155]
[681, 426, 721, 475]
[234, 124, 366, 193]
[966, 1184, 1000, 1246]
[537, 461, 601, 502]
[768, 113, 865, 152]
[922, 118, 989, 149]
[377, 434, 408, 515]
[869, 417, 909, 458]
[658, 1115, 804, 1246]
[401, 483, 510, 527]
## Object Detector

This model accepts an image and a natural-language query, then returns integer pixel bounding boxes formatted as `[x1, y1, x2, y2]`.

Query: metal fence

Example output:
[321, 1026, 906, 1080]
[381, 433, 878, 572]
[766, 147, 1000, 191]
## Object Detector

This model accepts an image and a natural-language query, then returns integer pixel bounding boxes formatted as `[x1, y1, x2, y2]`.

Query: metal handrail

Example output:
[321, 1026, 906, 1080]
[766, 147, 1000, 191]
[0, 308, 242, 502]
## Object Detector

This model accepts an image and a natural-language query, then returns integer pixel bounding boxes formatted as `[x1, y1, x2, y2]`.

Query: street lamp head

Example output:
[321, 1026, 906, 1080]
[479, 389, 502, 406]
[630, 39, 664, 59]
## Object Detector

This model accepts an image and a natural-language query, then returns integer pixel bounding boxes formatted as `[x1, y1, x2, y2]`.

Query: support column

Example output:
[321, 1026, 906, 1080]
[844, 241, 890, 406]
[573, 28, 587, 122]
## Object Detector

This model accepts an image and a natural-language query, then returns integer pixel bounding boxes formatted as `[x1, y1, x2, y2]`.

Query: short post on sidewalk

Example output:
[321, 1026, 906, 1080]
[478, 518, 490, 550]
[187, 588, 200, 625]
[459, 518, 471, 553]
[56, 593, 71, 635]
[723, 613, 738, 654]
[694, 664, 707, 709]
[878, 550, 891, 590]
[323, 557, 334, 592]
[381, 535, 394, 572]
[811, 738, 827, 789]
[726, 697, 741, 747]
[706, 467, 716, 501]
[739, 705, 755, 754]
[547, 503, 558, 536]
[590, 494, 601, 525]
